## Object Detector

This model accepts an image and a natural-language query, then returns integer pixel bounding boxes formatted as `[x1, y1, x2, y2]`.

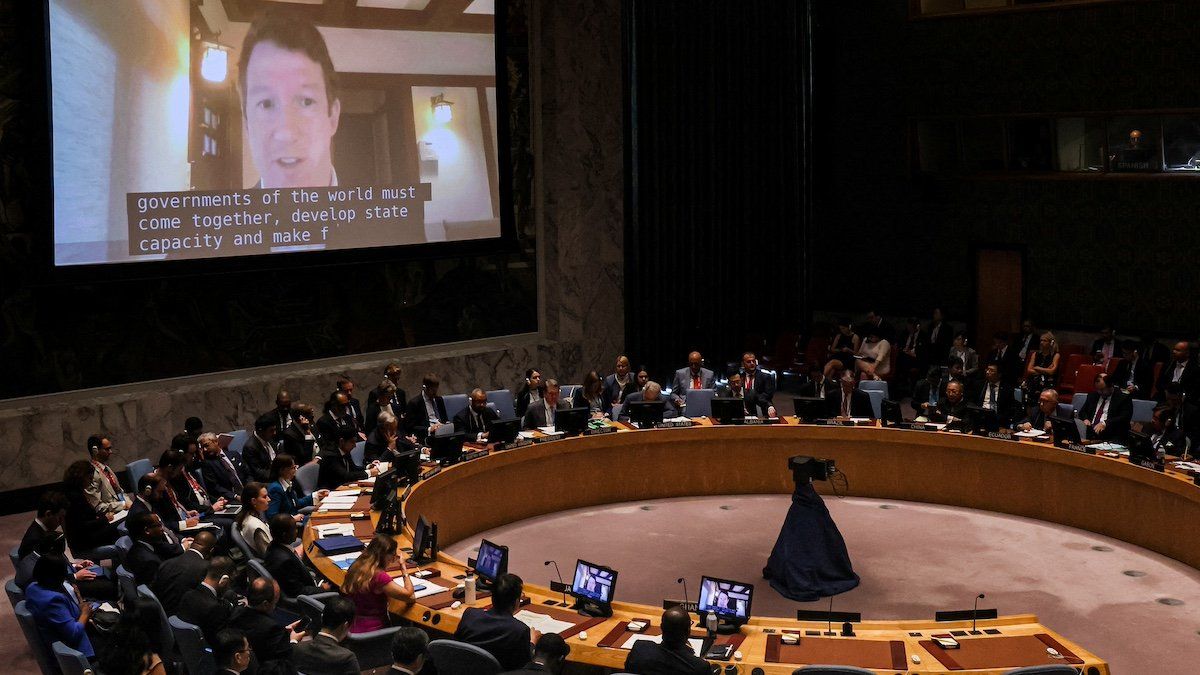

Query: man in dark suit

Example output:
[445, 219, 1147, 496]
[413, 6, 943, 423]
[455, 388, 501, 442]
[669, 351, 716, 408]
[279, 403, 318, 465]
[1012, 319, 1038, 366]
[798, 359, 844, 399]
[316, 391, 354, 452]
[622, 606, 709, 675]
[264, 515, 327, 599]
[267, 390, 295, 441]
[384, 362, 409, 420]
[1156, 341, 1200, 402]
[1079, 372, 1133, 442]
[1019, 388, 1060, 436]
[387, 628, 430, 675]
[152, 529, 216, 615]
[972, 364, 1016, 426]
[826, 374, 874, 419]
[739, 352, 776, 417]
[895, 317, 925, 395]
[365, 381, 401, 435]
[864, 310, 895, 344]
[18, 491, 70, 560]
[317, 427, 377, 490]
[1151, 383, 1200, 450]
[1091, 327, 1119, 368]
[454, 573, 534, 671]
[199, 432, 245, 503]
[177, 556, 237, 643]
[1113, 340, 1154, 397]
[333, 375, 365, 433]
[618, 381, 680, 422]
[1138, 335, 1170, 367]
[603, 356, 638, 409]
[125, 511, 185, 586]
[984, 332, 1021, 387]
[241, 414, 279, 484]
[921, 308, 953, 367]
[503, 633, 571, 674]
[228, 578, 306, 675]
[930, 380, 971, 431]
[405, 373, 449, 441]
[523, 380, 573, 429]
[171, 434, 227, 517]
[292, 595, 359, 675]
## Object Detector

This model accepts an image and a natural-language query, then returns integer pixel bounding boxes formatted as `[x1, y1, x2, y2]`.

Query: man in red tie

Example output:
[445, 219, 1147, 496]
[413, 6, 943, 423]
[670, 351, 715, 408]
[1080, 372, 1133, 441]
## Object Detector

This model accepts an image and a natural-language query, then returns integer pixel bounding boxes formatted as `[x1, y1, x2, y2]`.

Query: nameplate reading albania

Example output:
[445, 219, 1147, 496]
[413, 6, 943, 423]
[126, 183, 433, 259]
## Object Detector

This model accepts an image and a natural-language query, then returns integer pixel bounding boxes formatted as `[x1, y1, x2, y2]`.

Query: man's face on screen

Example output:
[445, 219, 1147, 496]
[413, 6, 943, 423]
[244, 41, 340, 189]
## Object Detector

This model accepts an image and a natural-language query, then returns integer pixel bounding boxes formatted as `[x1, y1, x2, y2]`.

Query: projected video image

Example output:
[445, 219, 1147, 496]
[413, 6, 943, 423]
[49, 0, 502, 266]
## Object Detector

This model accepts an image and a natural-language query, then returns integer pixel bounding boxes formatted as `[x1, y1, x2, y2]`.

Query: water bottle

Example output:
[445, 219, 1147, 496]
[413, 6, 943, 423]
[464, 573, 477, 604]
[706, 612, 718, 635]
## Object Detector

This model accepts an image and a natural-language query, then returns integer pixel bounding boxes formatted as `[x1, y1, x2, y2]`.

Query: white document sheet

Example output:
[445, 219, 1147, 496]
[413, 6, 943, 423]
[514, 609, 578, 635]
[619, 634, 703, 657]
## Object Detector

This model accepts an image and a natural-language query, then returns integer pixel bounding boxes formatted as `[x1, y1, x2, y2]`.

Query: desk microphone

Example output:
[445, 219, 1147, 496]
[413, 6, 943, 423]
[545, 560, 567, 606]
[676, 577, 690, 609]
[972, 593, 985, 634]
[826, 595, 835, 636]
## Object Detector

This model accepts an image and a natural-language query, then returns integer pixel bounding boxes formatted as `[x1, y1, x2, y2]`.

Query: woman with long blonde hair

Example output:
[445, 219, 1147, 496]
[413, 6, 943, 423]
[342, 534, 415, 632]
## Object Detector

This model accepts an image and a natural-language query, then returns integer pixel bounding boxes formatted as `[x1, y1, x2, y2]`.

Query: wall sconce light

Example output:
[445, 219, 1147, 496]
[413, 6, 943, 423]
[431, 93, 454, 124]
[200, 43, 229, 84]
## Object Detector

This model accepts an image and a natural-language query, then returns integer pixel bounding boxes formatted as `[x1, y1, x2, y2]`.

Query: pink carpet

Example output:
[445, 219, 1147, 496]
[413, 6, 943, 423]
[446, 494, 1200, 674]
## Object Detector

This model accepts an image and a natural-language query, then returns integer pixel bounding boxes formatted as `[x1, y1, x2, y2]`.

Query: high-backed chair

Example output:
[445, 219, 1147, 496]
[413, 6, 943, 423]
[136, 584, 178, 660]
[559, 385, 580, 402]
[295, 462, 320, 495]
[1131, 398, 1156, 423]
[298, 593, 400, 669]
[116, 564, 138, 603]
[226, 429, 250, 455]
[6, 579, 24, 610]
[1057, 353, 1090, 396]
[1073, 365, 1104, 396]
[486, 390, 516, 419]
[684, 389, 716, 418]
[857, 380, 890, 399]
[351, 441, 366, 467]
[51, 641, 94, 675]
[15, 600, 57, 674]
[863, 389, 884, 419]
[442, 394, 470, 422]
[170, 615, 216, 675]
[427, 639, 502, 675]
[1071, 392, 1088, 413]
[1056, 403, 1074, 420]
[124, 458, 154, 493]
[9, 544, 20, 571]
[231, 524, 260, 562]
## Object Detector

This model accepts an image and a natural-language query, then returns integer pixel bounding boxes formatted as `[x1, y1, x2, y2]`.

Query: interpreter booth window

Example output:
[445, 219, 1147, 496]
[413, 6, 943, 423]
[1161, 116, 1200, 172]
[960, 119, 1006, 172]
[1054, 117, 1106, 172]
[1107, 116, 1161, 172]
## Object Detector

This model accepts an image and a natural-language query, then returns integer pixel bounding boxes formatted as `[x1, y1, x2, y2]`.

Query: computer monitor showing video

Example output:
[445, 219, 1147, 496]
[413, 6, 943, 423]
[697, 575, 753, 620]
[475, 538, 508, 583]
[570, 559, 617, 604]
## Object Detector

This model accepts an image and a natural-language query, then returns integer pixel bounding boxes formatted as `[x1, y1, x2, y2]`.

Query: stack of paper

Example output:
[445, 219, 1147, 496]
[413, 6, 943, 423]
[327, 552, 361, 570]
[619, 634, 704, 657]
[514, 610, 578, 635]
[1172, 461, 1200, 472]
[1015, 429, 1048, 438]
[401, 580, 448, 599]
[319, 496, 360, 512]
[109, 509, 128, 523]
[326, 488, 361, 498]
[314, 523, 355, 538]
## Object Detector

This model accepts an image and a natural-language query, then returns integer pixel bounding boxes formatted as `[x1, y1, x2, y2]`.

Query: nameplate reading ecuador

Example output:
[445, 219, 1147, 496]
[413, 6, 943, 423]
[583, 426, 618, 436]
[126, 183, 433, 260]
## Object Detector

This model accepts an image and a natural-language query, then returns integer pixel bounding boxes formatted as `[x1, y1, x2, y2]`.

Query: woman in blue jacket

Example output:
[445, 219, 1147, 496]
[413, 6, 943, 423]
[266, 454, 328, 520]
[24, 553, 95, 659]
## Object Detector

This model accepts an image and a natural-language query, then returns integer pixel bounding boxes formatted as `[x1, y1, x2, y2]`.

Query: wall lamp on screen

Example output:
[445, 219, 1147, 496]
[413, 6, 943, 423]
[431, 93, 454, 124]
[200, 43, 229, 84]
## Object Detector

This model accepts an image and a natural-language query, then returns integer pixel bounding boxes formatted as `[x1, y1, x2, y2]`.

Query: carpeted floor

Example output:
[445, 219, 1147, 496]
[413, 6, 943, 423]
[446, 494, 1200, 674]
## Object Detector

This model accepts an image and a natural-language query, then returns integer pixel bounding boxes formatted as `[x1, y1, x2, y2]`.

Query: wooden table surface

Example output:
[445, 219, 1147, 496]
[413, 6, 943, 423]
[299, 418, 1200, 674]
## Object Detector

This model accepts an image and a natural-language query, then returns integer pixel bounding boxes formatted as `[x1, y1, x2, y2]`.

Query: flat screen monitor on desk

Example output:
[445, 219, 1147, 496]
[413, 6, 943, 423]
[967, 404, 1000, 433]
[793, 396, 827, 423]
[410, 515, 436, 564]
[1050, 415, 1084, 448]
[570, 559, 618, 617]
[697, 575, 753, 631]
[1127, 430, 1159, 467]
[626, 400, 665, 428]
[430, 432, 466, 464]
[474, 538, 508, 587]
[489, 417, 521, 444]
[710, 397, 746, 424]
[556, 407, 590, 436]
